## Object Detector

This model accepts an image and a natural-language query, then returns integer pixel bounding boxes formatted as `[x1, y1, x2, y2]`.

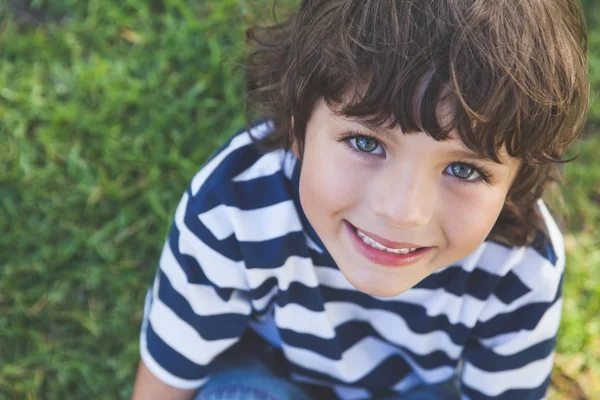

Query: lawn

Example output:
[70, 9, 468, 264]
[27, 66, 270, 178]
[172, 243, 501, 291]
[0, 1, 598, 399]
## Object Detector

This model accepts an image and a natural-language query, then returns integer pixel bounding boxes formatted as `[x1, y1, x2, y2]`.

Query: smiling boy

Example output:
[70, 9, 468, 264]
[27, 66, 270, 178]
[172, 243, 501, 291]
[298, 99, 522, 298]
[131, 0, 589, 399]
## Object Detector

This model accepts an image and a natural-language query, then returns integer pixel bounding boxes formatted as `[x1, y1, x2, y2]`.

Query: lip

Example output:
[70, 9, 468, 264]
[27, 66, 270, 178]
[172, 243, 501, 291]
[352, 225, 425, 250]
[344, 221, 433, 268]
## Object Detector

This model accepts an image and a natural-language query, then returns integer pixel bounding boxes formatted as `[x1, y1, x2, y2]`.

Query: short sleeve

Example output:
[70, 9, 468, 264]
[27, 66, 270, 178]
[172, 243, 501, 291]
[459, 237, 564, 400]
[139, 187, 252, 390]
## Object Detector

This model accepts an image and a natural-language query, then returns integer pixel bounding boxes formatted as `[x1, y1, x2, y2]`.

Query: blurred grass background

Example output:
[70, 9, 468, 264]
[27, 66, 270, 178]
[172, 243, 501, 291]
[0, 0, 598, 399]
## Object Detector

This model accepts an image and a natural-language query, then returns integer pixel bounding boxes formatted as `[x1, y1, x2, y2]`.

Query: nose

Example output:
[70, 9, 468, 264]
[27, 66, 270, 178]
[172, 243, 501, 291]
[370, 166, 436, 228]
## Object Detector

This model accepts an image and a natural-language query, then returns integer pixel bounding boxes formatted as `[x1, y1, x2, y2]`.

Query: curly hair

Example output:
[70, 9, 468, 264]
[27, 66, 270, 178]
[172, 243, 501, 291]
[245, 0, 589, 247]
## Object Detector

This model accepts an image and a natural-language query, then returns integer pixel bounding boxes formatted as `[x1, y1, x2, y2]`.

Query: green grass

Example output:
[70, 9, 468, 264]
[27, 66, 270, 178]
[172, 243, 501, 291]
[1, 1, 599, 399]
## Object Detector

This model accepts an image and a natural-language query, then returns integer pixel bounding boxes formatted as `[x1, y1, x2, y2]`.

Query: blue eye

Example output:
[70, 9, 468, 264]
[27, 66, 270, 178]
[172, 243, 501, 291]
[352, 136, 382, 154]
[447, 162, 480, 180]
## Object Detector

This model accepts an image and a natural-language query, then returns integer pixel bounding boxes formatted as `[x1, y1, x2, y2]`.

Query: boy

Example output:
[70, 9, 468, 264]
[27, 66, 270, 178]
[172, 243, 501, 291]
[131, 0, 589, 399]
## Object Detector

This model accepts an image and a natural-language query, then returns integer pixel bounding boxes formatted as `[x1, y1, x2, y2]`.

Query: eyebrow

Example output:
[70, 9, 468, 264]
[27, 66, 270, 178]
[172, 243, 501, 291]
[443, 148, 504, 165]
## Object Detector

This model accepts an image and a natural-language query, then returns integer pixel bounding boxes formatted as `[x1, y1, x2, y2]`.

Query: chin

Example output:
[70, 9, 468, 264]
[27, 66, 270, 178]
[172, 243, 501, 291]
[342, 270, 414, 298]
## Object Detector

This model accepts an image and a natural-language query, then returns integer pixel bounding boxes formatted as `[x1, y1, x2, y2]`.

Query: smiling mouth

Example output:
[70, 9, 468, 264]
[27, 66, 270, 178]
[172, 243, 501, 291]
[355, 229, 421, 254]
[344, 221, 432, 268]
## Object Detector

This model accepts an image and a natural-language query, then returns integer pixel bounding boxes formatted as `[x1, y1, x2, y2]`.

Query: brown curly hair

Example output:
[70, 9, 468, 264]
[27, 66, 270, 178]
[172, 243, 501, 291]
[245, 0, 589, 247]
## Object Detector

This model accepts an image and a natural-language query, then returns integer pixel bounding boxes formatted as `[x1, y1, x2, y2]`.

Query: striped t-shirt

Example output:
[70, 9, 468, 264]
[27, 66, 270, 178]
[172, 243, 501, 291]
[140, 122, 564, 400]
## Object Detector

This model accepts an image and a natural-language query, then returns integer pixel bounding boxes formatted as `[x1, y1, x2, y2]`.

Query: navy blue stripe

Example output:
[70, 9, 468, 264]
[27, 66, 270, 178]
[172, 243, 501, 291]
[167, 225, 237, 300]
[193, 174, 293, 212]
[465, 337, 556, 372]
[280, 328, 344, 360]
[167, 225, 211, 286]
[254, 290, 279, 317]
[280, 320, 457, 370]
[308, 247, 338, 268]
[289, 353, 412, 387]
[475, 274, 563, 339]
[416, 265, 503, 301]
[251, 277, 279, 303]
[188, 143, 263, 214]
[229, 174, 292, 210]
[146, 322, 211, 379]
[252, 279, 325, 314]
[320, 286, 470, 345]
[530, 231, 558, 265]
[157, 269, 250, 340]
[180, 195, 244, 262]
[239, 232, 309, 269]
[355, 355, 413, 387]
[287, 159, 328, 253]
[462, 373, 551, 400]
[493, 271, 531, 305]
[276, 282, 325, 312]
[202, 120, 270, 165]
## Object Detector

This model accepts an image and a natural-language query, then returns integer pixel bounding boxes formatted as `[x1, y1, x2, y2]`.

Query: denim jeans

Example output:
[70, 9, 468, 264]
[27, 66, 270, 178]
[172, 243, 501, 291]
[194, 332, 458, 400]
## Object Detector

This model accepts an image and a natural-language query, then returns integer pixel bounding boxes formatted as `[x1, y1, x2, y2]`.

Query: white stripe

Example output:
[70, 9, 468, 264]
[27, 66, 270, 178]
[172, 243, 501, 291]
[199, 201, 303, 243]
[249, 121, 275, 139]
[190, 122, 273, 195]
[231, 201, 303, 242]
[275, 303, 336, 338]
[324, 302, 462, 358]
[510, 247, 564, 286]
[148, 299, 238, 366]
[456, 242, 489, 272]
[285, 336, 397, 383]
[190, 132, 253, 195]
[478, 250, 562, 323]
[316, 266, 484, 328]
[175, 193, 248, 290]
[392, 373, 422, 392]
[247, 256, 321, 312]
[462, 351, 555, 396]
[246, 255, 320, 292]
[286, 336, 455, 384]
[333, 385, 371, 400]
[232, 150, 285, 182]
[251, 284, 279, 312]
[314, 266, 355, 290]
[197, 204, 233, 241]
[305, 232, 324, 253]
[476, 202, 564, 323]
[390, 288, 484, 328]
[140, 341, 208, 390]
[159, 241, 252, 316]
[474, 243, 526, 276]
[283, 151, 298, 179]
[479, 299, 562, 356]
[538, 199, 565, 263]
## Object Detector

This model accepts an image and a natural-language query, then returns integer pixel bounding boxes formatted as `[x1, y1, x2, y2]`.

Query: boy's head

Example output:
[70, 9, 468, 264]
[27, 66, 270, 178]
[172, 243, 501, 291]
[247, 0, 588, 296]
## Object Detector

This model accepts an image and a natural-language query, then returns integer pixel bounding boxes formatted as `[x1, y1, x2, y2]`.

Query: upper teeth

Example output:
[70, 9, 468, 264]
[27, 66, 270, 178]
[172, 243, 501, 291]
[356, 230, 417, 254]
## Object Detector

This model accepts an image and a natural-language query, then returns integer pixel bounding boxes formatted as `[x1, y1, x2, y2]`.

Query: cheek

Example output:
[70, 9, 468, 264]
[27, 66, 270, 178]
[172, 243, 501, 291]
[442, 189, 507, 254]
[299, 146, 365, 219]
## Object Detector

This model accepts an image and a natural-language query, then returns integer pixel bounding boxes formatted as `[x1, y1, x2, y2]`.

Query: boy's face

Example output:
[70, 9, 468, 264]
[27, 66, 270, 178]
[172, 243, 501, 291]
[298, 99, 521, 297]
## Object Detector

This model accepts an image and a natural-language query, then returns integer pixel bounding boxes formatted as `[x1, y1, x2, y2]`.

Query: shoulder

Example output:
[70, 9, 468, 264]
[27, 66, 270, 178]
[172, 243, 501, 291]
[181, 121, 302, 240]
[470, 200, 564, 322]
[188, 121, 279, 198]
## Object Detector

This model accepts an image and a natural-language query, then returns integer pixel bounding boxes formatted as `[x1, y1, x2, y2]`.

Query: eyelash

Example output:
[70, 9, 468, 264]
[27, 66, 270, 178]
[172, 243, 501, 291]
[337, 131, 492, 185]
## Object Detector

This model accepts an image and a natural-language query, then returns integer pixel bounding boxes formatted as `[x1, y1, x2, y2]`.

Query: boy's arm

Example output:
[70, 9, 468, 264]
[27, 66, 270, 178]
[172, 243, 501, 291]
[136, 188, 252, 395]
[459, 245, 564, 400]
[131, 360, 196, 400]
